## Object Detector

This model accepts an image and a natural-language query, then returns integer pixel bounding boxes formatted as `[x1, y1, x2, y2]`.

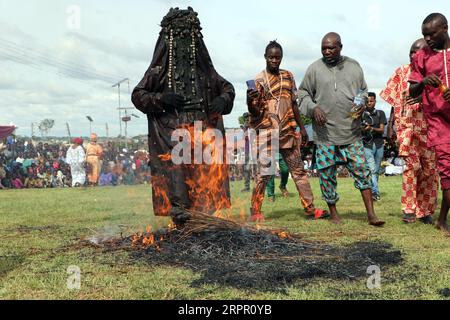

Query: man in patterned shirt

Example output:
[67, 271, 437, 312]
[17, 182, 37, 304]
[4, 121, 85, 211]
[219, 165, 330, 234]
[380, 38, 439, 224]
[246, 40, 327, 222]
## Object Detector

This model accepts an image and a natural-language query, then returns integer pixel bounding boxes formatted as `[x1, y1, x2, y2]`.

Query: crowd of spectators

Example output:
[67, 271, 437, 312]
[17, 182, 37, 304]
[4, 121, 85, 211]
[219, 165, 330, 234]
[1, 135, 404, 190]
[0, 137, 151, 190]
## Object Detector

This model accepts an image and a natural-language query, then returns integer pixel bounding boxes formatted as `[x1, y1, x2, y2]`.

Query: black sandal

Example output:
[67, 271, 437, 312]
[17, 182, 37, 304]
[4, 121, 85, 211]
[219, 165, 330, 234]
[418, 216, 433, 225]
[402, 213, 416, 224]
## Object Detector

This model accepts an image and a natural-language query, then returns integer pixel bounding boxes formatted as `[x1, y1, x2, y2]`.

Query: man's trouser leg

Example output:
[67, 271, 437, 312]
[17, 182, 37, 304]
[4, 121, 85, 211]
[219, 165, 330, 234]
[373, 145, 384, 194]
[415, 145, 439, 218]
[266, 175, 275, 198]
[319, 165, 339, 205]
[402, 155, 419, 215]
[346, 159, 373, 192]
[279, 157, 289, 190]
[364, 145, 378, 195]
[251, 168, 272, 215]
[280, 145, 314, 209]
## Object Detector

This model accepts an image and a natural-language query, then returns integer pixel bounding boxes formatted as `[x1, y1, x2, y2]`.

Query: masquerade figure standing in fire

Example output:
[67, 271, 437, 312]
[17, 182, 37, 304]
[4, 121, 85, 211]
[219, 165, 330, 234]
[132, 7, 235, 226]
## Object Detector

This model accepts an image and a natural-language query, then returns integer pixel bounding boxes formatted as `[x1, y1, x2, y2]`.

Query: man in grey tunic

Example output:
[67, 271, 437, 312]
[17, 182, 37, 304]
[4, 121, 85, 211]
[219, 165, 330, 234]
[298, 32, 385, 226]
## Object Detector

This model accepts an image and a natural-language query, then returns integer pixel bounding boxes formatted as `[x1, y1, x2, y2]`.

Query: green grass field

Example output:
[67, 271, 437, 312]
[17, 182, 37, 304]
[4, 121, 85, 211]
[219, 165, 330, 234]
[0, 176, 449, 300]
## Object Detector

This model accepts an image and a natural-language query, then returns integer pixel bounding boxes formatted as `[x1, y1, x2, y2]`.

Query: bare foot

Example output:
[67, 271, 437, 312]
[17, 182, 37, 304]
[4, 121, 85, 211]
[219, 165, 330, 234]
[330, 213, 341, 224]
[369, 216, 385, 227]
[435, 222, 450, 234]
[331, 217, 342, 224]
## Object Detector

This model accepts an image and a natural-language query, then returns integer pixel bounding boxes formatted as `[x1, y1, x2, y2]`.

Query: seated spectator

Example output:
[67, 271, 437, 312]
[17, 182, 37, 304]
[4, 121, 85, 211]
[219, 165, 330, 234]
[99, 166, 113, 186]
[123, 167, 135, 185]
[383, 151, 405, 176]
[0, 162, 6, 189]
[11, 174, 24, 189]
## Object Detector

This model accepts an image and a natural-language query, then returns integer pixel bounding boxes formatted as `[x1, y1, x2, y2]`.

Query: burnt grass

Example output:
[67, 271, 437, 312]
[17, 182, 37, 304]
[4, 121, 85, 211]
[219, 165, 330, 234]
[109, 227, 403, 293]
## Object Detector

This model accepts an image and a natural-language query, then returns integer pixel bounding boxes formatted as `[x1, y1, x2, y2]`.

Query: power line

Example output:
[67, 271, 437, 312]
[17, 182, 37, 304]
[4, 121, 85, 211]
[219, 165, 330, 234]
[0, 37, 123, 81]
[0, 43, 116, 83]
[0, 37, 130, 84]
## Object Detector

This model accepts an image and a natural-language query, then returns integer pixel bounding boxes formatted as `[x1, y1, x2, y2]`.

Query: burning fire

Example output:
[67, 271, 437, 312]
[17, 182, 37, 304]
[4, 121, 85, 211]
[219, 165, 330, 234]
[133, 123, 302, 251]
[184, 124, 231, 215]
[152, 176, 172, 216]
[132, 224, 165, 250]
[158, 154, 172, 161]
[277, 231, 289, 240]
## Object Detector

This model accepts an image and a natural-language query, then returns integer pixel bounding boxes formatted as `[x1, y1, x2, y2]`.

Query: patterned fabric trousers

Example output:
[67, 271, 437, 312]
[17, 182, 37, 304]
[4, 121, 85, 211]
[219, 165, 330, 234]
[315, 141, 372, 205]
[401, 143, 439, 218]
[251, 143, 314, 214]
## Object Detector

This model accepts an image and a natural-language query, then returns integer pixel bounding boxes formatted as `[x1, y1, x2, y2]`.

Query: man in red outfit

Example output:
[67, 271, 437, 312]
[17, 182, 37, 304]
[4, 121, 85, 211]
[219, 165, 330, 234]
[409, 13, 450, 233]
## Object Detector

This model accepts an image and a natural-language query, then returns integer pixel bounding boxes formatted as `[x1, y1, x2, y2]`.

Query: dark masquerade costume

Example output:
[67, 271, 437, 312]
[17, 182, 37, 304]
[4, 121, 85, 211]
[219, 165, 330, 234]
[132, 7, 235, 222]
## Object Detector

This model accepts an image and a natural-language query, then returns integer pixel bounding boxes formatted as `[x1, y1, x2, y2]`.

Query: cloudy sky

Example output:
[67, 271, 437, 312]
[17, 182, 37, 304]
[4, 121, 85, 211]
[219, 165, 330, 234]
[1, 0, 449, 137]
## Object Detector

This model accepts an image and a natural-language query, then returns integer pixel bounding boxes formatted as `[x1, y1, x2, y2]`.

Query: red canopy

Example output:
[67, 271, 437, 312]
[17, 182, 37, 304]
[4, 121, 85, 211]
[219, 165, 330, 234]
[0, 126, 16, 139]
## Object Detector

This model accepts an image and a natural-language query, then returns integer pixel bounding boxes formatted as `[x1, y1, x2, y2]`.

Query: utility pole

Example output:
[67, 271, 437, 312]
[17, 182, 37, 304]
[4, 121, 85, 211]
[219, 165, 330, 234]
[86, 116, 93, 136]
[112, 78, 129, 138]
[117, 107, 134, 149]
[66, 122, 72, 142]
[31, 122, 34, 138]
[105, 123, 109, 139]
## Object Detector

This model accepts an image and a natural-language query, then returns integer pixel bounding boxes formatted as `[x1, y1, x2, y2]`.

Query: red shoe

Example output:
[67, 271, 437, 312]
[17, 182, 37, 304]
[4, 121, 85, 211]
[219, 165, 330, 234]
[279, 187, 289, 197]
[305, 207, 329, 220]
[250, 213, 265, 222]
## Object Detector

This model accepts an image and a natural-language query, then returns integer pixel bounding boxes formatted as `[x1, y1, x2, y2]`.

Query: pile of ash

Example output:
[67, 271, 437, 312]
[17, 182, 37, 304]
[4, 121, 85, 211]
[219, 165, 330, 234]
[105, 226, 403, 292]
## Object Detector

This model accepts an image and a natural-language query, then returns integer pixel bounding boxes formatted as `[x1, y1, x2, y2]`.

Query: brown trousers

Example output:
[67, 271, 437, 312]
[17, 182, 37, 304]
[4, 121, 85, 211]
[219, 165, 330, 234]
[250, 143, 314, 214]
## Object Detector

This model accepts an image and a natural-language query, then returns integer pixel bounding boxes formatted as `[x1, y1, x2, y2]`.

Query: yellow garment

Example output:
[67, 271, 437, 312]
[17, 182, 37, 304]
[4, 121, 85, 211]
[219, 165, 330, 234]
[86, 143, 103, 183]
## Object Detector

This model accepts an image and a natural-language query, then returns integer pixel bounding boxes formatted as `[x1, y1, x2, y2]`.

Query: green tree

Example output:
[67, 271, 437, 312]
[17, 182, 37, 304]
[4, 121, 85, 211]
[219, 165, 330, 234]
[38, 119, 55, 137]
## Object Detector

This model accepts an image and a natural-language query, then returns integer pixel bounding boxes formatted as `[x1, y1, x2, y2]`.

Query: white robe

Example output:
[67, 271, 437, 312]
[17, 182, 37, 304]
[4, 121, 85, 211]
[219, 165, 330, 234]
[66, 145, 86, 186]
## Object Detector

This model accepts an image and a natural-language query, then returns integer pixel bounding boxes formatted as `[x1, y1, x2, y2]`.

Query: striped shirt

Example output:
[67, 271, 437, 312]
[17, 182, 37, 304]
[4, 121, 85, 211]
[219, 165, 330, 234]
[249, 69, 298, 149]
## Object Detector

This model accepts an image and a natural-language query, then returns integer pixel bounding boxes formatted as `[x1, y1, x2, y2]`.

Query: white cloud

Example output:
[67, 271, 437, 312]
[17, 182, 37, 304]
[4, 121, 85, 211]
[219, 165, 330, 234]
[1, 0, 449, 136]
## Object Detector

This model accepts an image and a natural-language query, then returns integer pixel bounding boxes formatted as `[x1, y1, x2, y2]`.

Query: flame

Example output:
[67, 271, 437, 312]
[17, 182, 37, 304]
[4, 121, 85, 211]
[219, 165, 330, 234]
[158, 154, 172, 161]
[168, 222, 176, 230]
[152, 176, 172, 216]
[277, 231, 289, 240]
[148, 123, 260, 233]
[131, 225, 166, 250]
[142, 234, 155, 246]
[184, 124, 231, 216]
[131, 234, 140, 246]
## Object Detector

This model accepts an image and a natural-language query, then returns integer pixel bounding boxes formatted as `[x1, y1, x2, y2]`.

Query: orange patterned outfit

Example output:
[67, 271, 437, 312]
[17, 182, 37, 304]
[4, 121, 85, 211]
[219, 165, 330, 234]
[380, 64, 439, 218]
[85, 142, 103, 184]
[249, 69, 315, 217]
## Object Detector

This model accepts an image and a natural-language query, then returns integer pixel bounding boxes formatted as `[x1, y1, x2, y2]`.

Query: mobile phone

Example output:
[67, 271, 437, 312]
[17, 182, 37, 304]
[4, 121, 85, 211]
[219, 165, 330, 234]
[246, 80, 257, 91]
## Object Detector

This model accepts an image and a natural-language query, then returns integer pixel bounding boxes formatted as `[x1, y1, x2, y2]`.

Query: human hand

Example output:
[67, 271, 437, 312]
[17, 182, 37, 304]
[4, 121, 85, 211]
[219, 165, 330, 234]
[352, 103, 366, 119]
[313, 106, 327, 126]
[405, 94, 422, 105]
[247, 88, 259, 99]
[161, 93, 185, 112]
[300, 128, 309, 147]
[387, 125, 396, 146]
[210, 96, 227, 115]
[422, 74, 441, 88]
[247, 89, 260, 105]
[443, 88, 450, 103]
